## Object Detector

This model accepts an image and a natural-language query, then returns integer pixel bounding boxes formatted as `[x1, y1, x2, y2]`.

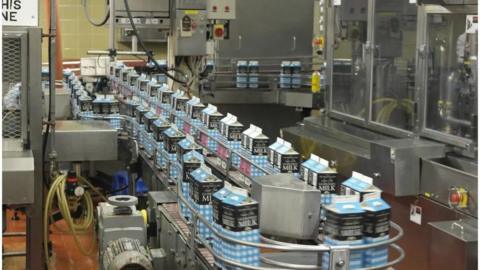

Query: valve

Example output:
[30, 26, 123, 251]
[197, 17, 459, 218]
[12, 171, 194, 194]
[66, 170, 79, 197]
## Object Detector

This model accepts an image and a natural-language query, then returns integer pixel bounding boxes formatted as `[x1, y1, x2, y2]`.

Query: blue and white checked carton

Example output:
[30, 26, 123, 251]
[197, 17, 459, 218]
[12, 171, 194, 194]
[364, 235, 389, 267]
[211, 187, 260, 269]
[323, 195, 365, 270]
[144, 133, 156, 159]
[180, 180, 192, 220]
[219, 191, 260, 270]
[189, 167, 224, 242]
[322, 237, 364, 270]
[361, 193, 390, 268]
[219, 226, 260, 270]
[199, 129, 221, 152]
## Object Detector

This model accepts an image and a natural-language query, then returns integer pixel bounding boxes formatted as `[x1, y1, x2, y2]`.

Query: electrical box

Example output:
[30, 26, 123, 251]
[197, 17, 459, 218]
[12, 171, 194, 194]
[175, 0, 207, 10]
[115, 0, 170, 28]
[173, 10, 208, 55]
[207, 0, 236, 20]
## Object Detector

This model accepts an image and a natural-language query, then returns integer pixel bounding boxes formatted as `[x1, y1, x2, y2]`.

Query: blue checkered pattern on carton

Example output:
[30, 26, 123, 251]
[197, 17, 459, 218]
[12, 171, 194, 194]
[158, 149, 179, 181]
[213, 222, 225, 269]
[248, 61, 259, 89]
[226, 141, 242, 166]
[322, 237, 364, 270]
[250, 155, 268, 177]
[192, 203, 215, 241]
[179, 151, 203, 182]
[290, 61, 302, 88]
[236, 61, 248, 88]
[149, 97, 158, 108]
[212, 188, 232, 269]
[202, 129, 220, 152]
[218, 225, 260, 270]
[279, 61, 291, 88]
[323, 197, 365, 270]
[169, 157, 181, 182]
[180, 180, 191, 220]
[160, 103, 172, 119]
[361, 195, 390, 268]
[190, 168, 223, 242]
[364, 235, 389, 267]
[132, 120, 140, 138]
[220, 193, 260, 270]
[175, 111, 186, 130]
[236, 148, 268, 177]
[155, 142, 164, 168]
[144, 133, 156, 158]
[108, 114, 122, 130]
[138, 125, 147, 149]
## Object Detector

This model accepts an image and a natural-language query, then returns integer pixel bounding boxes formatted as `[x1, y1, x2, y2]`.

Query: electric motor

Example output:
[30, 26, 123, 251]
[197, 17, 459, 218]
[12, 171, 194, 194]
[102, 238, 153, 270]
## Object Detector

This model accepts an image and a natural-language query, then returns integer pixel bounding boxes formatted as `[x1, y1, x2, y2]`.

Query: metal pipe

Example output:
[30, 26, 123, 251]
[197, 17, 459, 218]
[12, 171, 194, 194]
[87, 50, 147, 56]
[108, 0, 115, 53]
[446, 116, 471, 127]
[132, 35, 138, 52]
[3, 251, 27, 257]
[3, 232, 26, 237]
[48, 0, 58, 173]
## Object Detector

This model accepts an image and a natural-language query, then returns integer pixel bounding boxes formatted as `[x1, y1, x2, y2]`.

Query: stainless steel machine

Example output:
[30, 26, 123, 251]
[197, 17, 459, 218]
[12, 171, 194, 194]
[283, 1, 478, 269]
[2, 26, 43, 268]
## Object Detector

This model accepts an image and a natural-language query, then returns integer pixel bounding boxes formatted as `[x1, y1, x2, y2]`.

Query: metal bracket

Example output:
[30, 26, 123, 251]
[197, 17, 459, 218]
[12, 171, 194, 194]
[329, 246, 350, 270]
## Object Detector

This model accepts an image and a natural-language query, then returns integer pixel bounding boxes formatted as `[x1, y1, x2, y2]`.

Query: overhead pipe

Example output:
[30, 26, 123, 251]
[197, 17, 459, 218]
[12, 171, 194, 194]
[45, 0, 60, 174]
[44, 0, 63, 82]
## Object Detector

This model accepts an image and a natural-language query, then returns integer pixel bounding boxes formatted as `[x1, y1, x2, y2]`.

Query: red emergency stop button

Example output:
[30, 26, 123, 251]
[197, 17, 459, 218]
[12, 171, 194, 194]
[225, 6, 230, 12]
[215, 27, 224, 38]
[213, 5, 217, 12]
[450, 191, 461, 205]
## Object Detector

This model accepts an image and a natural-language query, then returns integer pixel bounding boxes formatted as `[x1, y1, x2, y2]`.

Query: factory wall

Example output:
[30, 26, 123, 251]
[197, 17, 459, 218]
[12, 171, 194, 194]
[39, 0, 166, 62]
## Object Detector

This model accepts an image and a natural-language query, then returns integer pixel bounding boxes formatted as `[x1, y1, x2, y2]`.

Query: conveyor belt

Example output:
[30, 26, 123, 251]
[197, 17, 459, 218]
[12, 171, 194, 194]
[162, 203, 216, 268]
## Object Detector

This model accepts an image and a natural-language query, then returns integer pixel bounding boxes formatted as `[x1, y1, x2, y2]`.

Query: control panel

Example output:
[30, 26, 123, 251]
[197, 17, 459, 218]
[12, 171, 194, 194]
[174, 10, 208, 55]
[313, 0, 327, 58]
[207, 0, 236, 20]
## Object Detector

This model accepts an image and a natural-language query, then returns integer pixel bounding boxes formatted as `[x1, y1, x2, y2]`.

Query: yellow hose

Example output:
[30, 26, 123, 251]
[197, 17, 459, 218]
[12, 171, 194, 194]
[43, 174, 102, 270]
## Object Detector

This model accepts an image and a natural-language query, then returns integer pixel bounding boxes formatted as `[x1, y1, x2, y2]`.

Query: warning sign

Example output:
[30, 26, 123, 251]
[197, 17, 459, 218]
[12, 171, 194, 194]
[2, 0, 38, 26]
[466, 15, 478, 34]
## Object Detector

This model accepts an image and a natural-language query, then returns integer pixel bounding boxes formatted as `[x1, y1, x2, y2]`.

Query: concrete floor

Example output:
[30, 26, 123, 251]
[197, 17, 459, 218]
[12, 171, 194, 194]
[3, 209, 99, 270]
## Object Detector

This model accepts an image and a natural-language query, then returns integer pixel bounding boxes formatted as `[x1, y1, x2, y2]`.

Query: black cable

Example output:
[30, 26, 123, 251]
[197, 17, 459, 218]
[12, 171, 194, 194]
[122, 0, 188, 86]
[106, 185, 129, 196]
[82, 0, 110, 27]
[42, 7, 56, 189]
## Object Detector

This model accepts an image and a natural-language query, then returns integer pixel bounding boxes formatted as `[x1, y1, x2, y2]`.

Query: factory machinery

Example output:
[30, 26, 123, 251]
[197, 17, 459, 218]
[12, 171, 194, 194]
[1, 0, 477, 270]
[58, 57, 405, 270]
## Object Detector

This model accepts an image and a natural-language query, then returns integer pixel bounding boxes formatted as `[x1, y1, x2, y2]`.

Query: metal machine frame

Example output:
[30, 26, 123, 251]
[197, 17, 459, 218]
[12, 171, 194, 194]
[326, 0, 416, 138]
[2, 26, 44, 269]
[416, 4, 478, 151]
[325, 1, 478, 155]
